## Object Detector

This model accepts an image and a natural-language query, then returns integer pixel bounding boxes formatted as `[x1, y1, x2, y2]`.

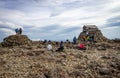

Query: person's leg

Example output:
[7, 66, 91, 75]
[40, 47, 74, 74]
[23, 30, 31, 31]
[79, 48, 82, 50]
[56, 48, 60, 52]
[84, 47, 86, 50]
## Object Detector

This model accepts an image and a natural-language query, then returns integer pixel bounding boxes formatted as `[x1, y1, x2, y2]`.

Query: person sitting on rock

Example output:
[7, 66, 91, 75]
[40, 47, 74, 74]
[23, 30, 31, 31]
[43, 40, 47, 44]
[15, 28, 19, 34]
[79, 43, 86, 50]
[56, 41, 64, 52]
[47, 41, 53, 51]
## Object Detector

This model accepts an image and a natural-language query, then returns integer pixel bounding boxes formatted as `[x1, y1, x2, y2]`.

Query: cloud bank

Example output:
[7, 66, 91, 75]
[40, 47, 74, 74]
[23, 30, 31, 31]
[0, 0, 120, 42]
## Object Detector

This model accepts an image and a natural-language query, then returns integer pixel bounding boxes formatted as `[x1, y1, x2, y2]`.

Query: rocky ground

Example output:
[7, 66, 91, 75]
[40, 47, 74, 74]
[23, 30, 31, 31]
[0, 41, 120, 78]
[0, 35, 120, 78]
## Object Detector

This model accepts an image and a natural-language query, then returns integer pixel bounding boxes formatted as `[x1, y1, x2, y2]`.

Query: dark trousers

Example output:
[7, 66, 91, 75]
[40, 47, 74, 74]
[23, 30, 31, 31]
[79, 47, 86, 50]
[56, 47, 64, 52]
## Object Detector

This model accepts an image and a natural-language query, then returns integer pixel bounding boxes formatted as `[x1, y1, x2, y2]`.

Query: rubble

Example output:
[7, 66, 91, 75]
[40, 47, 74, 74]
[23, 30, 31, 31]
[0, 42, 119, 78]
[0, 31, 119, 78]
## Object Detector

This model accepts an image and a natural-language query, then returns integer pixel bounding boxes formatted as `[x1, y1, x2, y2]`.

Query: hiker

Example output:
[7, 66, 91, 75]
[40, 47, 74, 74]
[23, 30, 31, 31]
[83, 35, 86, 42]
[91, 34, 94, 42]
[83, 25, 86, 32]
[15, 28, 19, 34]
[43, 40, 47, 44]
[56, 41, 64, 52]
[47, 42, 52, 51]
[86, 31, 89, 35]
[73, 36, 77, 44]
[66, 39, 70, 44]
[86, 35, 90, 41]
[66, 39, 69, 43]
[19, 28, 22, 35]
[79, 43, 86, 50]
[48, 40, 51, 43]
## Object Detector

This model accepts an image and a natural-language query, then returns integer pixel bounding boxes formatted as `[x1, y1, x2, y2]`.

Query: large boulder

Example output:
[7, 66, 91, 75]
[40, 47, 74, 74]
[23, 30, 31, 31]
[78, 25, 109, 42]
[1, 35, 31, 47]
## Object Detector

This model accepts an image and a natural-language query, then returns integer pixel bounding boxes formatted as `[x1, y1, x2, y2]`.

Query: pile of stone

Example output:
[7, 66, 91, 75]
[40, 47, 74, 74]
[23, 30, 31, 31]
[78, 25, 109, 42]
[1, 35, 31, 47]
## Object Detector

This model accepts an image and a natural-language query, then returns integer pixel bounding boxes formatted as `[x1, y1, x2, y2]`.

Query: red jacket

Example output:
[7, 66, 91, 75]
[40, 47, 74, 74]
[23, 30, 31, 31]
[79, 44, 85, 48]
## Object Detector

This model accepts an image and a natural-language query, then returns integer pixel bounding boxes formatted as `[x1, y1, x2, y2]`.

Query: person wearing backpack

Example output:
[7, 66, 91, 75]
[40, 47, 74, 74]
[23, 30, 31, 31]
[15, 28, 19, 34]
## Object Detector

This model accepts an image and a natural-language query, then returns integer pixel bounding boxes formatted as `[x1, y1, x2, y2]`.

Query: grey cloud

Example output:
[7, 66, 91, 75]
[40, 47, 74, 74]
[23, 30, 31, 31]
[60, 27, 81, 33]
[0, 0, 120, 41]
[107, 15, 120, 22]
[106, 15, 120, 27]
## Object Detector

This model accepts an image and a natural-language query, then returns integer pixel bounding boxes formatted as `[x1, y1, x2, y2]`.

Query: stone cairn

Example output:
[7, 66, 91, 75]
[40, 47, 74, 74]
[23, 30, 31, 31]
[78, 25, 109, 42]
[1, 35, 31, 47]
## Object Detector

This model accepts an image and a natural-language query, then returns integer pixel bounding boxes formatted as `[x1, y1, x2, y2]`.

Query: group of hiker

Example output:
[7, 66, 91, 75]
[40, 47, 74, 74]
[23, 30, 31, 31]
[47, 41, 64, 52]
[44, 29, 95, 52]
[82, 34, 94, 42]
[80, 25, 95, 50]
[45, 36, 86, 52]
[15, 28, 22, 35]
[14, 25, 95, 51]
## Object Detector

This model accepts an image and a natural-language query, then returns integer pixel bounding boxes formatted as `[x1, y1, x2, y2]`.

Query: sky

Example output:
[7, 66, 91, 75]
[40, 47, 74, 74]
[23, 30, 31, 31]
[0, 0, 120, 42]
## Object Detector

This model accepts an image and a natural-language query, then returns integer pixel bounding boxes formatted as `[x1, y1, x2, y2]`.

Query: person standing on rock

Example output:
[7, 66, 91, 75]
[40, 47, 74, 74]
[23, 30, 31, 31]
[15, 28, 19, 34]
[86, 30, 89, 35]
[73, 36, 77, 44]
[19, 28, 22, 35]
[83, 25, 86, 32]
[86, 35, 90, 41]
[83, 35, 86, 42]
[91, 34, 94, 42]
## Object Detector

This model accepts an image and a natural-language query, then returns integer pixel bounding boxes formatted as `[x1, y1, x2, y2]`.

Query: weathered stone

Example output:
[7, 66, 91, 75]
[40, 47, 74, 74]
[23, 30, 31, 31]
[1, 35, 31, 47]
[0, 34, 120, 78]
[99, 68, 111, 75]
[78, 25, 109, 42]
[97, 46, 106, 50]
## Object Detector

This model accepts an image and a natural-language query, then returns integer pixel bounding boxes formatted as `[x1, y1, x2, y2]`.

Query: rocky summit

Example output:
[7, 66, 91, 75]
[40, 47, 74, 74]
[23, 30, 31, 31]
[78, 25, 109, 42]
[0, 27, 120, 78]
[1, 35, 31, 47]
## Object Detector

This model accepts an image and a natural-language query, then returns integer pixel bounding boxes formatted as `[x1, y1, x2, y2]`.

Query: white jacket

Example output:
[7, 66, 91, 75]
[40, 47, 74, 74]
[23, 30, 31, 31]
[47, 44, 52, 50]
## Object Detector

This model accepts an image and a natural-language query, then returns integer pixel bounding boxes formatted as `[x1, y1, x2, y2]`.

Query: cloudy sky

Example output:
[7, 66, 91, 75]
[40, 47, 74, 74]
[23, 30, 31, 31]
[0, 0, 120, 42]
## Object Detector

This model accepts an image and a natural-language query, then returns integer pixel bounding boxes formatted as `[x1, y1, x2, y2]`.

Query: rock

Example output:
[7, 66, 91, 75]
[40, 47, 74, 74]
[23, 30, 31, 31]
[44, 67, 69, 78]
[117, 73, 120, 77]
[0, 36, 119, 78]
[117, 46, 120, 50]
[0, 43, 2, 47]
[97, 46, 106, 50]
[78, 25, 109, 42]
[70, 70, 83, 77]
[27, 52, 34, 56]
[1, 35, 31, 47]
[116, 61, 120, 70]
[98, 67, 111, 75]
[0, 58, 6, 66]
